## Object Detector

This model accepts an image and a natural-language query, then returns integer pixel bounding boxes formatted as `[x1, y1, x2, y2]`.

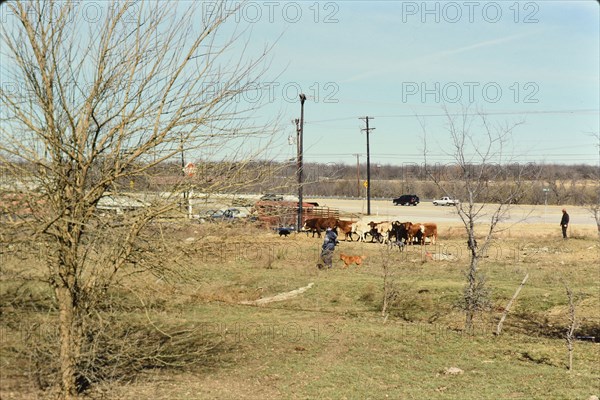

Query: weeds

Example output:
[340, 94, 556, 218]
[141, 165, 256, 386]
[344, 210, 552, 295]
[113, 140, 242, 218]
[1, 223, 599, 399]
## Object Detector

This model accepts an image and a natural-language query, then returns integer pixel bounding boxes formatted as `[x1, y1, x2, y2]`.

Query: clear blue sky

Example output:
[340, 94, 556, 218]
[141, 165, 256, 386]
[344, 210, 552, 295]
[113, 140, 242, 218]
[2, 1, 597, 167]
[231, 0, 599, 166]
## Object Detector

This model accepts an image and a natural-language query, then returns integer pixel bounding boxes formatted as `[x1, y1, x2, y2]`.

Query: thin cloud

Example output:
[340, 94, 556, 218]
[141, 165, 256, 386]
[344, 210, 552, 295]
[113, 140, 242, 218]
[432, 32, 529, 59]
[343, 31, 542, 83]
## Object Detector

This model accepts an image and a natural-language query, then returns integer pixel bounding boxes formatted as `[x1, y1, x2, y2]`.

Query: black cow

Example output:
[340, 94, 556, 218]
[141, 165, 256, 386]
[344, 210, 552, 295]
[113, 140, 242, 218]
[388, 221, 409, 250]
[390, 221, 409, 243]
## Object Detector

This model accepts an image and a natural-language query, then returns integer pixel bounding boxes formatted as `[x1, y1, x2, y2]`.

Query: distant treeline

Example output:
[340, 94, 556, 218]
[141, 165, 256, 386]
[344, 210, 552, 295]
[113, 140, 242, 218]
[2, 161, 598, 206]
[296, 162, 600, 206]
[93, 160, 600, 206]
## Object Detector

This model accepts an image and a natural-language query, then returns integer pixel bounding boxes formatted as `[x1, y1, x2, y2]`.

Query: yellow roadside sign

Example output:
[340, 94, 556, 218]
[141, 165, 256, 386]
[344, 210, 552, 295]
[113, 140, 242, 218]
[363, 180, 368, 188]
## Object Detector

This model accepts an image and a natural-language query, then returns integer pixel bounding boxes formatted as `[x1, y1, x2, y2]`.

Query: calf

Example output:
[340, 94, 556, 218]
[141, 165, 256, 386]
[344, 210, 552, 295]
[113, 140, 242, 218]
[367, 221, 379, 242]
[367, 221, 390, 243]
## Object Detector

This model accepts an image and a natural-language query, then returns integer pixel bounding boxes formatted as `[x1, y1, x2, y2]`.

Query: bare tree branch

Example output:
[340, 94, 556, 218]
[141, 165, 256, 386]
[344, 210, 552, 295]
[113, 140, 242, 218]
[1, 1, 281, 398]
[421, 105, 537, 330]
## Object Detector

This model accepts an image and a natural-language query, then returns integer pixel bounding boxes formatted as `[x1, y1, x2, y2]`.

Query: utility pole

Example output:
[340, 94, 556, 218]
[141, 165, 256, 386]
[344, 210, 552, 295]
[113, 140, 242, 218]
[297, 94, 307, 231]
[360, 116, 374, 215]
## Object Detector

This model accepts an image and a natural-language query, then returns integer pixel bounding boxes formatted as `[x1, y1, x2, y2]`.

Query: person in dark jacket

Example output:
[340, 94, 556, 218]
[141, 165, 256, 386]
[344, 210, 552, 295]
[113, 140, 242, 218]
[560, 208, 570, 239]
[317, 227, 339, 269]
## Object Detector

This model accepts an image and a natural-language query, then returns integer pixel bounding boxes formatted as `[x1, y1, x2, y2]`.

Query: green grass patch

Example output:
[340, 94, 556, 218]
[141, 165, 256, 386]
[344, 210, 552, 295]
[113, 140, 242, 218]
[1, 226, 599, 399]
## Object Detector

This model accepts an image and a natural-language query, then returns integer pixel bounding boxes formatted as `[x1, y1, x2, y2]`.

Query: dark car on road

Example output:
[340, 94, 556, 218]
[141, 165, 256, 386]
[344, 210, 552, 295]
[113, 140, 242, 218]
[392, 194, 420, 206]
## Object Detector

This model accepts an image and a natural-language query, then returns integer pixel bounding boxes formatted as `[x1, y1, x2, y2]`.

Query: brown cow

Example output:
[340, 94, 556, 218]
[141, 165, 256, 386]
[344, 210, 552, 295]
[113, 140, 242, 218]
[405, 222, 437, 245]
[336, 219, 356, 241]
[404, 222, 424, 245]
[302, 217, 338, 238]
[421, 222, 438, 245]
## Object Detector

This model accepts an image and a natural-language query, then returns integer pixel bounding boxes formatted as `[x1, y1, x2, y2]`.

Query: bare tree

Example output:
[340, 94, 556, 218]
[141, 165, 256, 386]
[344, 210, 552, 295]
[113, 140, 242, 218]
[585, 133, 600, 238]
[586, 187, 600, 239]
[0, 1, 279, 398]
[421, 106, 537, 331]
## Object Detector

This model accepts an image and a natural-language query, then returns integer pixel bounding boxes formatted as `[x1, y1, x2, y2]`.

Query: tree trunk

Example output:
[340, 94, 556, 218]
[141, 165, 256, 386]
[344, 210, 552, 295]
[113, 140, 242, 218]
[56, 286, 78, 400]
[465, 254, 478, 332]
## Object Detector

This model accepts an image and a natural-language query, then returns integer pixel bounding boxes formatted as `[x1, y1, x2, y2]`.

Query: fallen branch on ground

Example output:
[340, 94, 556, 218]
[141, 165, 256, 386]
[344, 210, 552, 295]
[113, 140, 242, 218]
[240, 283, 314, 305]
[495, 273, 529, 336]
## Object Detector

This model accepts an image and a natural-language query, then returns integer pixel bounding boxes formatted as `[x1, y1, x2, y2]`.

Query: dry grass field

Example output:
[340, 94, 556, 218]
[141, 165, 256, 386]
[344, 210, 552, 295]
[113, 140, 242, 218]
[1, 216, 599, 399]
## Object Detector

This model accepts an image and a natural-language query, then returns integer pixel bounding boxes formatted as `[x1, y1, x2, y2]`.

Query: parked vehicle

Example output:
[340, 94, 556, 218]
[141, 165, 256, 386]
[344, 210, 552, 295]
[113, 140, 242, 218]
[432, 196, 460, 206]
[220, 208, 251, 220]
[392, 194, 420, 206]
[260, 193, 284, 201]
[197, 209, 224, 223]
[199, 208, 255, 223]
[97, 194, 149, 214]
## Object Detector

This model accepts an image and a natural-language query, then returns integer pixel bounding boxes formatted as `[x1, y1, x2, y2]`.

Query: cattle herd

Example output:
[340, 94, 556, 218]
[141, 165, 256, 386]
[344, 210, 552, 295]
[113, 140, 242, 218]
[301, 217, 438, 249]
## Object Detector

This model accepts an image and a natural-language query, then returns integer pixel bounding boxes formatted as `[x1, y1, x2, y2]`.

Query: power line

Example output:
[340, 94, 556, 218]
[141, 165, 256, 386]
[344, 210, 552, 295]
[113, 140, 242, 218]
[374, 109, 598, 119]
[306, 108, 598, 125]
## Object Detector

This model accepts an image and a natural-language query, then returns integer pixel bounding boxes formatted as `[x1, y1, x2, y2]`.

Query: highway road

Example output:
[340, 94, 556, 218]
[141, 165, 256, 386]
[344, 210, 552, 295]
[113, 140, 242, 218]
[304, 198, 598, 227]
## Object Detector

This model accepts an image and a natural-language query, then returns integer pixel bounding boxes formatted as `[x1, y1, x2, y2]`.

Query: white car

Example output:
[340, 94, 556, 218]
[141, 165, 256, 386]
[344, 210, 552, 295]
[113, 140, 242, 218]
[432, 196, 460, 206]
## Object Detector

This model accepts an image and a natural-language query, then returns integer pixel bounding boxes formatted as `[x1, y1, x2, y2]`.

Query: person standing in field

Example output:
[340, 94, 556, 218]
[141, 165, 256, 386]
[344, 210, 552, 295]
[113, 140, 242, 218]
[560, 208, 570, 239]
[317, 227, 339, 269]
